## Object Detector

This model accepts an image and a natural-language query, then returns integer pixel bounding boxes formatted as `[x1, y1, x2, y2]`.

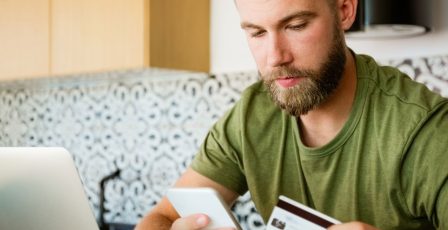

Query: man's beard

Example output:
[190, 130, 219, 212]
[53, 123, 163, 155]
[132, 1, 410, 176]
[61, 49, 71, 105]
[261, 29, 346, 116]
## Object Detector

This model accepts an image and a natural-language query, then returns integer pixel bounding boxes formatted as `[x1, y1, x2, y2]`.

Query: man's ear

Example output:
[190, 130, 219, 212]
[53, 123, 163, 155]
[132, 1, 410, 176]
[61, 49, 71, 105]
[337, 0, 358, 31]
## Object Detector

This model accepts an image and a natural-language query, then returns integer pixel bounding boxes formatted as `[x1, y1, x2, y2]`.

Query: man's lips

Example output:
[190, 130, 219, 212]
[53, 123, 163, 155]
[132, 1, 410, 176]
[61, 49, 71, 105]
[275, 77, 301, 88]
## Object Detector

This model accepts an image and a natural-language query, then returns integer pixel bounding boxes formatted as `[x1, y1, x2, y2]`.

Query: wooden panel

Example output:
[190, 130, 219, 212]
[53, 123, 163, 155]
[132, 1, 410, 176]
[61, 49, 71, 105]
[51, 0, 148, 75]
[150, 0, 210, 72]
[0, 0, 50, 80]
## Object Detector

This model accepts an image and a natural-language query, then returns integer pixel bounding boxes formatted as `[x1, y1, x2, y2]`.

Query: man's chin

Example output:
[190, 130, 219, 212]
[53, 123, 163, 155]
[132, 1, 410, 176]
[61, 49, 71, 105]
[271, 89, 320, 116]
[277, 102, 311, 117]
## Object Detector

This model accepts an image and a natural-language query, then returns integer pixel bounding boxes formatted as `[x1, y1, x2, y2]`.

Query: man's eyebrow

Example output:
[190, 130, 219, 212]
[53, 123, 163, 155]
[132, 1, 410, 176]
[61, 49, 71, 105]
[279, 11, 317, 24]
[240, 11, 317, 30]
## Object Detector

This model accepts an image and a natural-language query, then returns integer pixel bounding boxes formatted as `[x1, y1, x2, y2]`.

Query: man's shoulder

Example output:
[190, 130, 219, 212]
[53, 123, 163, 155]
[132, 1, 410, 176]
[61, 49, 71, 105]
[237, 80, 276, 109]
[240, 80, 266, 98]
[221, 80, 283, 127]
[355, 54, 447, 112]
[355, 54, 409, 85]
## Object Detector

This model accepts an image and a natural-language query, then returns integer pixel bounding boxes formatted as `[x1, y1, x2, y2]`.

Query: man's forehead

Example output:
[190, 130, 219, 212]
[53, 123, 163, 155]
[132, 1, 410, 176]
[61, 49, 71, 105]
[235, 0, 322, 14]
[235, 0, 326, 6]
[236, 0, 320, 22]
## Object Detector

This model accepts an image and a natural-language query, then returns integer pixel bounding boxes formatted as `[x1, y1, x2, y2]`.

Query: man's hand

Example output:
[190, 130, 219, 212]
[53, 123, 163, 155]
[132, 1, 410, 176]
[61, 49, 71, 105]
[170, 213, 236, 230]
[135, 168, 239, 230]
[328, 221, 379, 230]
[171, 214, 209, 230]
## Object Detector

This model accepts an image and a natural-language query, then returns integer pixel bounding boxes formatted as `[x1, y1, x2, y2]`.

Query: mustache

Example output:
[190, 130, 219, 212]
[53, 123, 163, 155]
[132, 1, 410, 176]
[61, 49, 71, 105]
[262, 66, 316, 81]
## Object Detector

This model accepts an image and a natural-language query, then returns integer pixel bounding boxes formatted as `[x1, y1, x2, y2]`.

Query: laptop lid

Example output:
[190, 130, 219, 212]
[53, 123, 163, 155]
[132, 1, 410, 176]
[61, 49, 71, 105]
[0, 147, 99, 230]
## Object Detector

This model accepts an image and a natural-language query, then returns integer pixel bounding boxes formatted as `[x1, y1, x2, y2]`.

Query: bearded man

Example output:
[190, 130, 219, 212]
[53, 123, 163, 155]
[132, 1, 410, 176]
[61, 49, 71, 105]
[136, 0, 448, 229]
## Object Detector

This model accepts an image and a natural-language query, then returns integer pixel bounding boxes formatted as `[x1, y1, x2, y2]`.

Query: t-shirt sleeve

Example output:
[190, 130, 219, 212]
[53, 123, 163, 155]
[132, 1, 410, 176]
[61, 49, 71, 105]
[190, 103, 248, 195]
[400, 101, 448, 229]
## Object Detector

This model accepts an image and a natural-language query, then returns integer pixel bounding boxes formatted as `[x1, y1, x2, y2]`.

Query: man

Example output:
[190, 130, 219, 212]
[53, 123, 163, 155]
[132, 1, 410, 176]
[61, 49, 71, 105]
[136, 0, 448, 229]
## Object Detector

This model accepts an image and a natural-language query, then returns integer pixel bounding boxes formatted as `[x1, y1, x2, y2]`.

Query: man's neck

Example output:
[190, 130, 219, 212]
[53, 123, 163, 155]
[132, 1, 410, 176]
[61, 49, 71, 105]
[298, 49, 357, 148]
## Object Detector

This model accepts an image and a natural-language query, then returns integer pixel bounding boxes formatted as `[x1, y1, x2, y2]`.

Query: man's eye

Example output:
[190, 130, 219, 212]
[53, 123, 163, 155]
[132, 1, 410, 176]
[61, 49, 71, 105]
[250, 30, 266, 37]
[288, 23, 307, 31]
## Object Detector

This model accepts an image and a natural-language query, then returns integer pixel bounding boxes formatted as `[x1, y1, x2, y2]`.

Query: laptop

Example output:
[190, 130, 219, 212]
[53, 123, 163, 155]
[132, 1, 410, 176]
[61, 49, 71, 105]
[0, 147, 99, 230]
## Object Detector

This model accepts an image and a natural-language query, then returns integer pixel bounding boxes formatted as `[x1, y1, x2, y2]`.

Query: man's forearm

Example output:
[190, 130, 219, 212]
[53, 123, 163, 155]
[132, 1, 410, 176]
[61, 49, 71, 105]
[134, 213, 173, 230]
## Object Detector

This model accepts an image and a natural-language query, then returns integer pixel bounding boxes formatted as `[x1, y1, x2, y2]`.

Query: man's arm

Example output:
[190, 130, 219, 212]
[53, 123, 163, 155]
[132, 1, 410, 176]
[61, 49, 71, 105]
[134, 167, 239, 230]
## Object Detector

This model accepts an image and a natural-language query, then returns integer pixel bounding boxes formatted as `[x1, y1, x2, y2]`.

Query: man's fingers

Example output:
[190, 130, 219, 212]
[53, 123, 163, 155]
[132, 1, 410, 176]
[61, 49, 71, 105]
[327, 221, 378, 230]
[171, 213, 236, 230]
[171, 213, 210, 230]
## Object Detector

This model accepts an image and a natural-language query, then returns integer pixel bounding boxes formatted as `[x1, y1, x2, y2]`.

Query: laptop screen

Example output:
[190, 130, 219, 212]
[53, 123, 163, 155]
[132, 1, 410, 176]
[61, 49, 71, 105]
[0, 147, 99, 230]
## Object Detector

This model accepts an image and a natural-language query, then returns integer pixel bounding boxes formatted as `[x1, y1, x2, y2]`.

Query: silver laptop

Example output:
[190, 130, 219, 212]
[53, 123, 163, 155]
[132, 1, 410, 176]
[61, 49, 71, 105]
[0, 147, 99, 230]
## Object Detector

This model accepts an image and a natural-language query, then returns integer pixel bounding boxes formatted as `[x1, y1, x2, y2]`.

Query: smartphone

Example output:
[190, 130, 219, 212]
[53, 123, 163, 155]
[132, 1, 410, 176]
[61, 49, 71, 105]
[166, 187, 242, 230]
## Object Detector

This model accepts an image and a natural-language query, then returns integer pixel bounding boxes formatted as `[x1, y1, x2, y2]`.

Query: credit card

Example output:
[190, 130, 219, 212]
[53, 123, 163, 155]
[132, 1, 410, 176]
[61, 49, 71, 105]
[266, 196, 341, 230]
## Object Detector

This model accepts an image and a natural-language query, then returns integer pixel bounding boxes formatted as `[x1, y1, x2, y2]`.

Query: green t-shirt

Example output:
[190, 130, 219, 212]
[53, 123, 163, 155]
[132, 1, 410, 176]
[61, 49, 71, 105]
[191, 54, 448, 229]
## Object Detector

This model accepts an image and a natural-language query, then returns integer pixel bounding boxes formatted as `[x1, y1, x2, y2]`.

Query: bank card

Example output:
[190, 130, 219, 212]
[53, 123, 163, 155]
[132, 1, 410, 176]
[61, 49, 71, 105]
[266, 196, 341, 230]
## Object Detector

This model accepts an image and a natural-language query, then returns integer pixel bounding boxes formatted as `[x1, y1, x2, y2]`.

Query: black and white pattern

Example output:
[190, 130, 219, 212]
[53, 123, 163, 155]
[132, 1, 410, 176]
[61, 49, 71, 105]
[387, 56, 448, 97]
[0, 55, 447, 229]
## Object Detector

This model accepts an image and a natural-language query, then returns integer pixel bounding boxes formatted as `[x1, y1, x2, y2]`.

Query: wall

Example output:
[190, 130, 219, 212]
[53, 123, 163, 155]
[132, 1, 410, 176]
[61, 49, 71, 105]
[210, 0, 448, 73]
[210, 0, 256, 73]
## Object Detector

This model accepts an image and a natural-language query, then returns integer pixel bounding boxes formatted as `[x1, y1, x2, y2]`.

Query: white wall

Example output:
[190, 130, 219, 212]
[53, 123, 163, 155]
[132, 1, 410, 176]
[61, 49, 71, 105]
[210, 0, 256, 73]
[210, 0, 448, 73]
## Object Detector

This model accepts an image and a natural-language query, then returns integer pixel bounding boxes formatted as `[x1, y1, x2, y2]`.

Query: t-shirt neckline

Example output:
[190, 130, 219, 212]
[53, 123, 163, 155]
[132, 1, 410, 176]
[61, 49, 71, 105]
[290, 54, 370, 158]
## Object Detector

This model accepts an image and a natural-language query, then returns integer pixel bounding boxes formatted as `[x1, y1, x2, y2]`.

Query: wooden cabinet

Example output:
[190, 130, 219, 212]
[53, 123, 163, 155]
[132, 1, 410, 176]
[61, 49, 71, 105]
[149, 0, 210, 72]
[0, 0, 209, 81]
[51, 0, 149, 76]
[0, 0, 50, 80]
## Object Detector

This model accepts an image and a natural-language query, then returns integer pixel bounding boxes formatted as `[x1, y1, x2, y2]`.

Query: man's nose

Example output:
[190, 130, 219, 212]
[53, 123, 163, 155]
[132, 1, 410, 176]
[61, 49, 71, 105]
[266, 34, 293, 67]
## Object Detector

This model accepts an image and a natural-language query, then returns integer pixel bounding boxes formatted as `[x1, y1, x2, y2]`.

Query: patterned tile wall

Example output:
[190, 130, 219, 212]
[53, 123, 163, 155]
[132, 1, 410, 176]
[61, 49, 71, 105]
[0, 54, 447, 229]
